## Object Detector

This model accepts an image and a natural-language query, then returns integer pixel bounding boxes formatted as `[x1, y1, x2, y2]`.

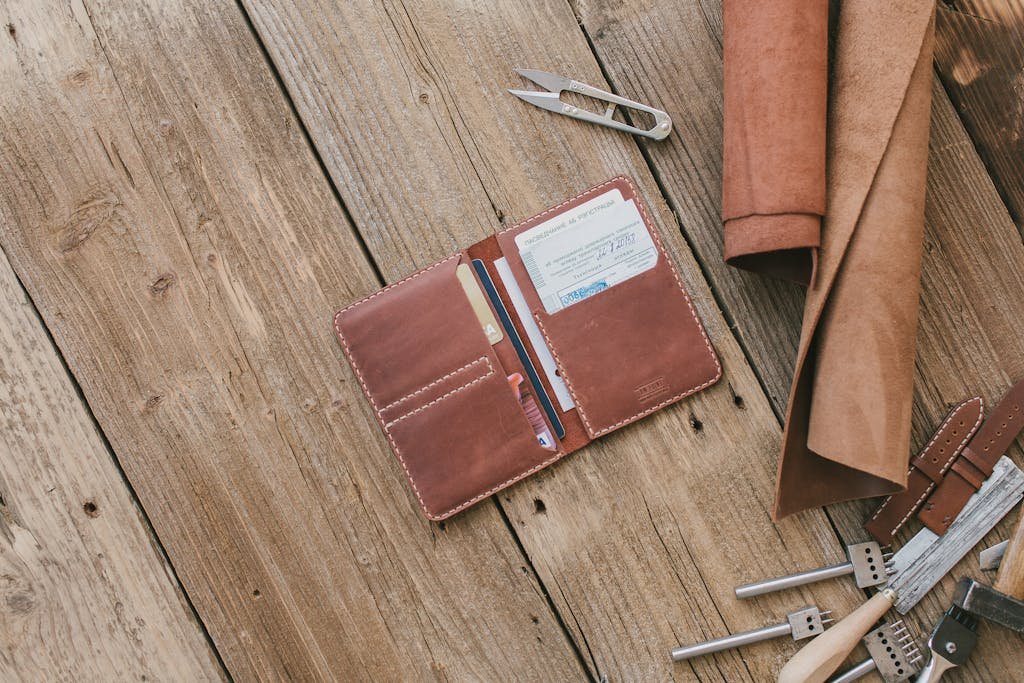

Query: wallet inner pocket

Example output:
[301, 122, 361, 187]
[336, 254, 497, 413]
[385, 369, 560, 520]
[532, 255, 721, 438]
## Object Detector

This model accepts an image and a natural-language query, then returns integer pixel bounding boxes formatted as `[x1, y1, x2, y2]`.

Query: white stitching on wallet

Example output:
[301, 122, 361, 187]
[528, 176, 721, 438]
[333, 256, 464, 515]
[384, 362, 494, 427]
[381, 357, 489, 413]
[867, 396, 985, 537]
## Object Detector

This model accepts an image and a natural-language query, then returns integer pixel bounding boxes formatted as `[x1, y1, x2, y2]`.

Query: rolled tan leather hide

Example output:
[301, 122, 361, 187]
[723, 0, 937, 518]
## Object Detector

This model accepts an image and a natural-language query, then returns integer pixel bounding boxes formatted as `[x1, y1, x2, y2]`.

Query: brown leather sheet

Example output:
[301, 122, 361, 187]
[722, 0, 827, 284]
[723, 1, 937, 518]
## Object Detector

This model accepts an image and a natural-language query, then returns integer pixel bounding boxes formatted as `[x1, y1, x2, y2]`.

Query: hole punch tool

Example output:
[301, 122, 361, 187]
[669, 605, 832, 662]
[778, 456, 1024, 683]
[735, 542, 894, 599]
[508, 69, 673, 140]
[827, 621, 922, 683]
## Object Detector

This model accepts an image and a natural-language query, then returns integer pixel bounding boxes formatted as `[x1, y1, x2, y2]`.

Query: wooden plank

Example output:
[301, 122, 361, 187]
[0, 0, 587, 679]
[242, 0, 868, 679]
[935, 1, 1024, 230]
[0, 248, 222, 679]
[572, 0, 1024, 678]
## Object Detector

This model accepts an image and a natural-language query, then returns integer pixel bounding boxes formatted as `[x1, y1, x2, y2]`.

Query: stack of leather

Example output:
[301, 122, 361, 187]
[722, 0, 937, 518]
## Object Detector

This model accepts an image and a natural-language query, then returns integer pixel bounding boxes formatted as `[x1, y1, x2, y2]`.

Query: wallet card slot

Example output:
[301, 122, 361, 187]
[334, 254, 499, 414]
[384, 370, 561, 520]
[379, 356, 494, 425]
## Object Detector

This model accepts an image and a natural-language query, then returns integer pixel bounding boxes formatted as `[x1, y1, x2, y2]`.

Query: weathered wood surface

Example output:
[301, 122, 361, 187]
[0, 249, 222, 679]
[0, 0, 587, 679]
[935, 1, 1024, 231]
[243, 0, 865, 679]
[1, 0, 1023, 679]
[572, 0, 1024, 679]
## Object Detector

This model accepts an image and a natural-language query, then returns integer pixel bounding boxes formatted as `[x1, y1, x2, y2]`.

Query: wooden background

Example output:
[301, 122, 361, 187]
[1, 0, 1022, 680]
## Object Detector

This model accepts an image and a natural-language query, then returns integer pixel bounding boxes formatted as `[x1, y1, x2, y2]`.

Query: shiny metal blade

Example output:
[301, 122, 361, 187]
[979, 539, 1008, 570]
[514, 68, 570, 93]
[889, 456, 1024, 614]
[507, 89, 565, 114]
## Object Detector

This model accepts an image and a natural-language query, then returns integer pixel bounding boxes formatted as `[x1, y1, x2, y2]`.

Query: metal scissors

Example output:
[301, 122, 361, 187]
[508, 68, 672, 141]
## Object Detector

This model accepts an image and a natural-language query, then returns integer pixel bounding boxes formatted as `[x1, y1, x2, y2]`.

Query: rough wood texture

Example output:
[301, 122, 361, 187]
[0, 0, 586, 679]
[935, 1, 1024, 231]
[243, 0, 865, 679]
[573, 0, 1024, 678]
[0, 249, 222, 679]
[2, 0, 1023, 679]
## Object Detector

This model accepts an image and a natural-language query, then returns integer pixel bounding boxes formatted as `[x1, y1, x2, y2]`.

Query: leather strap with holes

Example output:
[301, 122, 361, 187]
[918, 379, 1024, 535]
[865, 397, 984, 544]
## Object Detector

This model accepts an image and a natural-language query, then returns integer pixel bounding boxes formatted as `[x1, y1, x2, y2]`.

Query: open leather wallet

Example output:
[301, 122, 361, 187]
[723, 0, 938, 517]
[335, 177, 720, 520]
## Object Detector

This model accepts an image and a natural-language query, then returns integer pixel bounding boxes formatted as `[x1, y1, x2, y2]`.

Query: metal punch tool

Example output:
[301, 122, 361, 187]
[735, 542, 895, 599]
[670, 605, 832, 662]
[828, 621, 922, 683]
[508, 69, 672, 140]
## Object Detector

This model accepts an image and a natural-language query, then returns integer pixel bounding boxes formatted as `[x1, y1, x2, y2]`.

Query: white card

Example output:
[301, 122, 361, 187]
[515, 197, 657, 314]
[494, 257, 575, 411]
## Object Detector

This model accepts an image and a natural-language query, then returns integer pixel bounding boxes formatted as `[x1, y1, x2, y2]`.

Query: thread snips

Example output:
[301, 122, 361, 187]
[508, 69, 672, 141]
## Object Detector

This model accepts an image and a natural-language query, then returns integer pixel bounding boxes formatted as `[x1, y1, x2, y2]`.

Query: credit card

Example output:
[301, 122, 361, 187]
[456, 263, 503, 344]
[494, 257, 574, 411]
[471, 259, 565, 439]
[515, 197, 657, 314]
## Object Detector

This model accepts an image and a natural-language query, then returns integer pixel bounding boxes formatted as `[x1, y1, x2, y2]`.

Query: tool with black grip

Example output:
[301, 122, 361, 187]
[916, 504, 1024, 681]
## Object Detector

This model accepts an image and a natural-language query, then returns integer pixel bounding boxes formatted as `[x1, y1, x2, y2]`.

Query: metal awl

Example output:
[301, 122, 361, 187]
[735, 542, 894, 599]
[670, 605, 831, 662]
[509, 69, 672, 140]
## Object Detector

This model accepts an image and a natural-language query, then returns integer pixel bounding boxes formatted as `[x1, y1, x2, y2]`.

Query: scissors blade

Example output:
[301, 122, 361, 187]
[514, 68, 570, 93]
[507, 89, 565, 115]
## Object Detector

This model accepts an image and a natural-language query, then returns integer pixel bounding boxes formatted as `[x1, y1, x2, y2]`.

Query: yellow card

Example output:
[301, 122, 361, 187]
[456, 263, 503, 344]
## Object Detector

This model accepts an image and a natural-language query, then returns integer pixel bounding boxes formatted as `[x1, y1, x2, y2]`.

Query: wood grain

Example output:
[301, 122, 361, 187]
[0, 245, 222, 679]
[0, 0, 586, 679]
[573, 0, 1024, 679]
[935, 1, 1024, 231]
[242, 0, 867, 679]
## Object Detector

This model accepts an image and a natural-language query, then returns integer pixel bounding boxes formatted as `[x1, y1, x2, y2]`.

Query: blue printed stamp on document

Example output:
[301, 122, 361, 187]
[514, 192, 657, 314]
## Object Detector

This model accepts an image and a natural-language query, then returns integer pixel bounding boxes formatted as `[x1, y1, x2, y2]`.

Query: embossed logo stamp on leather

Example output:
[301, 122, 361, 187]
[635, 377, 669, 403]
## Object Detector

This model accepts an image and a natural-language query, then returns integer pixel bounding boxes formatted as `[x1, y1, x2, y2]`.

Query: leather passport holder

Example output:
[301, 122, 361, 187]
[333, 176, 721, 520]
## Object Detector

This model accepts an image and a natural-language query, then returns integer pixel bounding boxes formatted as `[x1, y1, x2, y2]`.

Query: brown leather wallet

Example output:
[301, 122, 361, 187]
[918, 379, 1024, 534]
[864, 397, 984, 545]
[333, 177, 721, 520]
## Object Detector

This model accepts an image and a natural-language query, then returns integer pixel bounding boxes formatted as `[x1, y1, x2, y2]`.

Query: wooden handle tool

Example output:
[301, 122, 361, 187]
[994, 507, 1024, 599]
[776, 589, 896, 683]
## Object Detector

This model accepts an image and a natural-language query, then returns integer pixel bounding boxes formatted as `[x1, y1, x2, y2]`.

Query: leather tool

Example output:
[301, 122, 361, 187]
[777, 457, 1024, 683]
[508, 69, 672, 140]
[866, 398, 984, 544]
[918, 379, 1024, 535]
[669, 606, 831, 662]
[979, 538, 1007, 570]
[827, 621, 922, 683]
[735, 542, 893, 599]
[916, 506, 1024, 680]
